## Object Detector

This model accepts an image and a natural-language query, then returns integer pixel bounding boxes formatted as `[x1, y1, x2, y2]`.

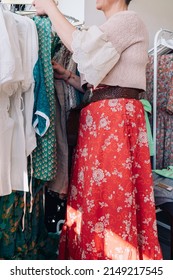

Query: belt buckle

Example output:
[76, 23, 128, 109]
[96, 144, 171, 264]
[82, 88, 93, 105]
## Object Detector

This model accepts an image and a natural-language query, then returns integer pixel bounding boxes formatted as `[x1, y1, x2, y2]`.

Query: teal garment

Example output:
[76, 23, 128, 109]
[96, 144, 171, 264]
[153, 166, 173, 179]
[32, 16, 58, 181]
[0, 179, 59, 260]
[33, 58, 50, 137]
[140, 99, 154, 156]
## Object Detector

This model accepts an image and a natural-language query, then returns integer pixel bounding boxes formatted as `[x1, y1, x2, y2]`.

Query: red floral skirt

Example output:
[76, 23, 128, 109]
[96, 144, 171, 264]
[59, 98, 163, 260]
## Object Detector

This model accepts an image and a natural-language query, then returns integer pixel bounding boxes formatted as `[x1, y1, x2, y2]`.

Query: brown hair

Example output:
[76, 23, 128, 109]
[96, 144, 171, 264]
[125, 0, 132, 5]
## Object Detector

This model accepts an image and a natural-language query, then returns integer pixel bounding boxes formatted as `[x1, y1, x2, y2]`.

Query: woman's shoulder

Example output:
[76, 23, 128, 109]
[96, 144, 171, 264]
[100, 10, 147, 35]
[108, 10, 143, 24]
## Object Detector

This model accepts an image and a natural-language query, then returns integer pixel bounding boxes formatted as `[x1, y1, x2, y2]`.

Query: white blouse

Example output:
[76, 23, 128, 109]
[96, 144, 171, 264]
[0, 6, 38, 196]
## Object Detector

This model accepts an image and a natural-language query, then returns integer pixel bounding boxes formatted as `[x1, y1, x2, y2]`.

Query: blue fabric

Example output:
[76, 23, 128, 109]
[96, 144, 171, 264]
[33, 58, 50, 137]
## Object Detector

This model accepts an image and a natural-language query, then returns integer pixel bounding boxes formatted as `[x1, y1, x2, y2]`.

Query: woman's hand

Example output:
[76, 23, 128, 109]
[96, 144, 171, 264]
[52, 61, 85, 93]
[32, 0, 75, 52]
[52, 60, 71, 81]
[32, 0, 57, 16]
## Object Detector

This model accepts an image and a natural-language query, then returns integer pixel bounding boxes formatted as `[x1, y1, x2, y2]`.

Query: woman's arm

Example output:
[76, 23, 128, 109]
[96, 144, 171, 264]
[52, 61, 85, 93]
[32, 0, 75, 52]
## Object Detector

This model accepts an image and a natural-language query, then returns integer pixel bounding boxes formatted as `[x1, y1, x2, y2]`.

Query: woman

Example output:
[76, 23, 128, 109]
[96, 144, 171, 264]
[33, 0, 163, 260]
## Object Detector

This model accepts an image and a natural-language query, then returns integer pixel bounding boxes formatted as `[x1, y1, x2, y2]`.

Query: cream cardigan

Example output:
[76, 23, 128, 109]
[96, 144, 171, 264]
[71, 11, 149, 90]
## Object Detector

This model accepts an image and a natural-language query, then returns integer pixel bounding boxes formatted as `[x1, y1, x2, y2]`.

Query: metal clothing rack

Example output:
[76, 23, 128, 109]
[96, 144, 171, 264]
[0, 0, 32, 3]
[64, 14, 84, 27]
[150, 28, 173, 169]
[1, 0, 84, 26]
[0, 0, 34, 13]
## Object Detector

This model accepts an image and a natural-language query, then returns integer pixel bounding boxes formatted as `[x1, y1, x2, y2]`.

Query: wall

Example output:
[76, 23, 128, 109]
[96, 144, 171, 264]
[130, 0, 173, 49]
[84, 0, 105, 26]
[58, 0, 84, 22]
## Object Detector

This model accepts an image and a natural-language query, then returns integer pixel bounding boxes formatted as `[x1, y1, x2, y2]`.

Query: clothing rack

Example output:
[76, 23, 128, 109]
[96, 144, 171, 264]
[149, 29, 173, 258]
[0, 0, 34, 13]
[151, 28, 173, 169]
[64, 14, 84, 27]
[1, 1, 84, 26]
[0, 0, 32, 3]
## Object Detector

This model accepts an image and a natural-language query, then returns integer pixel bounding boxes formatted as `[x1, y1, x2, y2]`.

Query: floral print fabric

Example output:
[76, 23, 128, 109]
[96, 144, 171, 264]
[145, 54, 173, 169]
[59, 98, 162, 260]
[0, 179, 59, 259]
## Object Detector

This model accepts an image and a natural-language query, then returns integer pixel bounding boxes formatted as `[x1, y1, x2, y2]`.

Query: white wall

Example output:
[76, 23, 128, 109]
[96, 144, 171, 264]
[84, 0, 105, 26]
[130, 0, 173, 49]
[58, 0, 105, 26]
[58, 0, 84, 22]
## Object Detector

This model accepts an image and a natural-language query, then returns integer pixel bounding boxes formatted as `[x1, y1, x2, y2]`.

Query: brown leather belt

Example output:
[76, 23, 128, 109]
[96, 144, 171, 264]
[82, 85, 142, 107]
[67, 85, 142, 147]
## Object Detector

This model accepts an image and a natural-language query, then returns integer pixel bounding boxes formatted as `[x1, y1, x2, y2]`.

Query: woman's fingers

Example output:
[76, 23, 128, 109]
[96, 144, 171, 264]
[52, 61, 65, 75]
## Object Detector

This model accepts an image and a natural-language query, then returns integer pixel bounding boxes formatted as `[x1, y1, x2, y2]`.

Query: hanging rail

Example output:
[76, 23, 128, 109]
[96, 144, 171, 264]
[1, 0, 33, 3]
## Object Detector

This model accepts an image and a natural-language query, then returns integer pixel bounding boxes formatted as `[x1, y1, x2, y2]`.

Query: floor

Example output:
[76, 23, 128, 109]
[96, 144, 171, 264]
[44, 191, 172, 260]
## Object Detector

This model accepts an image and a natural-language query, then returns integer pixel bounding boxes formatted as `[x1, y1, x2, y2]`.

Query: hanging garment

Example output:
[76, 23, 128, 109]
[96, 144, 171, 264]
[1, 9, 38, 194]
[0, 8, 24, 194]
[32, 58, 50, 137]
[0, 5, 23, 84]
[32, 16, 58, 181]
[59, 99, 162, 260]
[53, 43, 78, 110]
[146, 54, 173, 169]
[48, 79, 69, 195]
[0, 179, 59, 260]
[14, 14, 38, 157]
[0, 8, 17, 194]
[48, 42, 81, 195]
[0, 91, 14, 196]
[3, 9, 27, 192]
[0, 9, 58, 260]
